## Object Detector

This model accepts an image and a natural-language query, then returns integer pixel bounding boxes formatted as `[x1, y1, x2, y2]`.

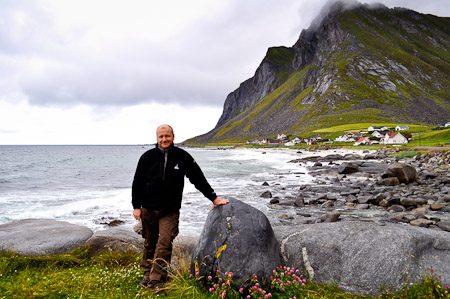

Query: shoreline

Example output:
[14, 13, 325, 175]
[230, 146, 376, 158]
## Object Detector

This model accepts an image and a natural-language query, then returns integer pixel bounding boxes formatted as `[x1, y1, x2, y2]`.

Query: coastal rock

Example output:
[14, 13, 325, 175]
[274, 222, 450, 295]
[294, 196, 305, 207]
[270, 198, 280, 204]
[85, 228, 143, 255]
[260, 190, 273, 198]
[382, 163, 418, 184]
[338, 162, 359, 174]
[410, 218, 435, 227]
[438, 222, 450, 232]
[431, 204, 444, 211]
[0, 219, 93, 256]
[192, 198, 281, 290]
[381, 177, 400, 186]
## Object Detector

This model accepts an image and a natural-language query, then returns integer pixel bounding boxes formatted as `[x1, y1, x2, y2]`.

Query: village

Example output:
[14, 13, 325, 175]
[247, 123, 450, 147]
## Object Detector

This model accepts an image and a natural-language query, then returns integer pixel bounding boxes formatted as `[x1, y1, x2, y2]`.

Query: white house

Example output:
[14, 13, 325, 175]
[371, 131, 385, 138]
[335, 134, 356, 142]
[381, 132, 408, 144]
[277, 133, 287, 140]
[445, 122, 450, 127]
[284, 137, 303, 146]
[368, 126, 388, 132]
[395, 125, 410, 131]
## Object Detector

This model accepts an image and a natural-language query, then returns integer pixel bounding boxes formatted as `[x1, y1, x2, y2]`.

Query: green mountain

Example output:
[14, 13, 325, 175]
[187, 1, 450, 144]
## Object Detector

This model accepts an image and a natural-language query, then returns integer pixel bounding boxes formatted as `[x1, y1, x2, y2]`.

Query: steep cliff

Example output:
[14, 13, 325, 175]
[187, 1, 450, 144]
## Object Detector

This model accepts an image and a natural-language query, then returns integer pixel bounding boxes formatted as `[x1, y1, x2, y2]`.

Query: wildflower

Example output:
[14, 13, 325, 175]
[181, 291, 185, 295]
[208, 275, 212, 280]
[338, 285, 341, 289]
[209, 288, 214, 292]
[239, 288, 244, 292]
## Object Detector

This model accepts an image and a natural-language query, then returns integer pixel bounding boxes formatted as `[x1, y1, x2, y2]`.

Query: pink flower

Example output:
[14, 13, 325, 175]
[208, 275, 212, 280]
[209, 288, 214, 292]
[239, 288, 244, 292]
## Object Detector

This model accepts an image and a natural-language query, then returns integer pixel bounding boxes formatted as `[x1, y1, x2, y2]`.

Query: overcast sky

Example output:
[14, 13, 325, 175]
[1, 0, 448, 144]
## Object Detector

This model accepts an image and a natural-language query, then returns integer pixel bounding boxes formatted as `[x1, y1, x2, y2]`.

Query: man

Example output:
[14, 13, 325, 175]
[132, 124, 229, 293]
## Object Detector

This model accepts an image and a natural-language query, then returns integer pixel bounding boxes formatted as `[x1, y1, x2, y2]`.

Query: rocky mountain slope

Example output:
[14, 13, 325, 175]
[187, 1, 450, 144]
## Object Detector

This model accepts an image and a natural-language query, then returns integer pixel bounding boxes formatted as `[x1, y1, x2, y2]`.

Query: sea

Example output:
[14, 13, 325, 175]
[0, 145, 312, 236]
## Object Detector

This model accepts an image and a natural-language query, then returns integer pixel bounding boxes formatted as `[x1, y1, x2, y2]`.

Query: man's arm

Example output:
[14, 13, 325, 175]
[181, 150, 229, 208]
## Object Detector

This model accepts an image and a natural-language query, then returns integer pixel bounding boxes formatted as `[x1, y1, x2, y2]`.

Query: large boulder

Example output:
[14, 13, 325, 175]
[338, 162, 359, 174]
[382, 163, 418, 184]
[0, 219, 93, 256]
[191, 198, 281, 289]
[274, 222, 450, 295]
[85, 228, 143, 255]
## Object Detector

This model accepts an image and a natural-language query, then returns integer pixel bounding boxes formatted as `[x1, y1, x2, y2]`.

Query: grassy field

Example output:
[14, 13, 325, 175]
[1, 248, 448, 299]
[307, 123, 449, 147]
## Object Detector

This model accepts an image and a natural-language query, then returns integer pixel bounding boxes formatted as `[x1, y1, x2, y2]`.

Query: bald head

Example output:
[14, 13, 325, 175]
[156, 124, 174, 135]
[156, 124, 175, 149]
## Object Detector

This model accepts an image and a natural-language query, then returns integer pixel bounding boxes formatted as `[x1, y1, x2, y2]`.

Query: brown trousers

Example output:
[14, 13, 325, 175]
[141, 208, 180, 283]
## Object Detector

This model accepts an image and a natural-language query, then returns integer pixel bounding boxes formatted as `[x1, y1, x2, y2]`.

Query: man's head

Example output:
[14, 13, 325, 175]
[156, 124, 175, 149]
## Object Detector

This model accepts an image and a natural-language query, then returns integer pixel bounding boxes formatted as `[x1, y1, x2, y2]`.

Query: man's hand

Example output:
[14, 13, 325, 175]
[212, 197, 229, 209]
[133, 208, 142, 220]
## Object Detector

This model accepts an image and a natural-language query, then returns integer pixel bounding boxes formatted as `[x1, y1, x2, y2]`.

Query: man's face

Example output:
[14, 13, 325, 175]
[156, 126, 174, 149]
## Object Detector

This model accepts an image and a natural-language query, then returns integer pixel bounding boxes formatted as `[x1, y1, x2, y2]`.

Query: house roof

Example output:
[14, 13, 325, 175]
[356, 137, 368, 143]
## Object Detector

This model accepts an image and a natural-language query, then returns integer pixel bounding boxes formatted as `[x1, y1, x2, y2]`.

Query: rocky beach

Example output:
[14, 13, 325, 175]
[245, 147, 450, 233]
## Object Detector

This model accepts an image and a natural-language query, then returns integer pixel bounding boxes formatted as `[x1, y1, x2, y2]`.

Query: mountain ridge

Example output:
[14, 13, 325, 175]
[187, 1, 450, 144]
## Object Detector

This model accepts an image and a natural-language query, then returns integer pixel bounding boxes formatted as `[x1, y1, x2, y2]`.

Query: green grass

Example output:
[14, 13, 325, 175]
[389, 150, 429, 158]
[1, 248, 449, 298]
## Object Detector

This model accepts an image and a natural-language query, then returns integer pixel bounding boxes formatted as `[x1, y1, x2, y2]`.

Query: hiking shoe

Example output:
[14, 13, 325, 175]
[152, 283, 166, 296]
[138, 278, 150, 288]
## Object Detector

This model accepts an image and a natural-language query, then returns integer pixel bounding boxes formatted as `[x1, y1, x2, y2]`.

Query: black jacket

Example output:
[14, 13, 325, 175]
[132, 145, 216, 212]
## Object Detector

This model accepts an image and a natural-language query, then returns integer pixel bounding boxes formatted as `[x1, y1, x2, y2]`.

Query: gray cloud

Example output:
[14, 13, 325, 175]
[1, 0, 448, 110]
